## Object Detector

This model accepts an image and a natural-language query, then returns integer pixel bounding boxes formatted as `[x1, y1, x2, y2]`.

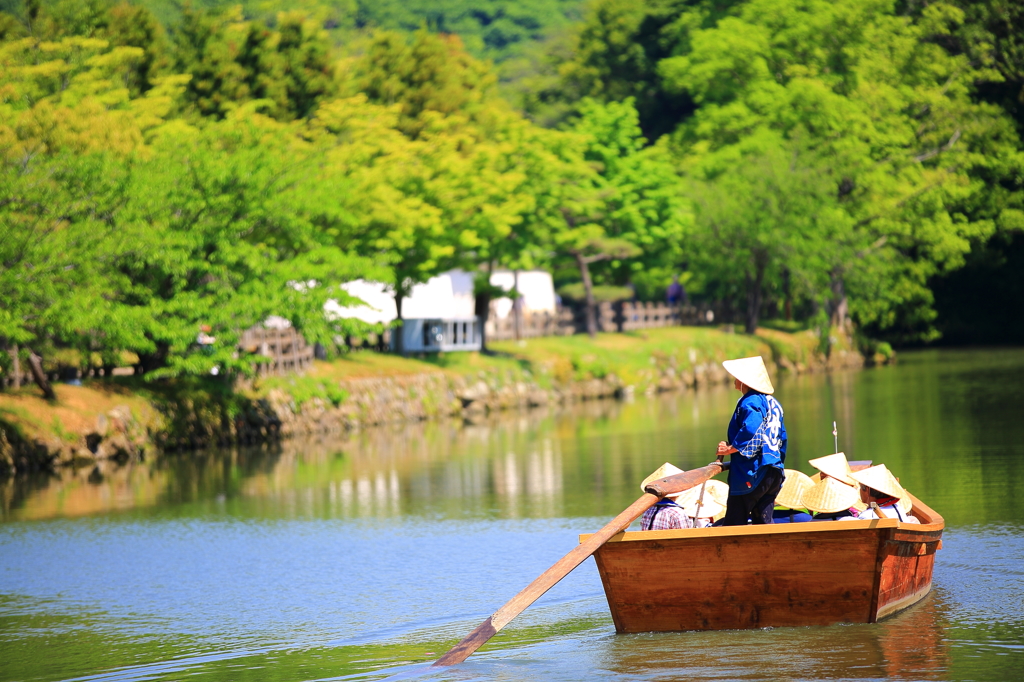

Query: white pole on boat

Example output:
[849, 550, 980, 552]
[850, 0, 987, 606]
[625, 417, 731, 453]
[833, 421, 838, 454]
[694, 453, 724, 522]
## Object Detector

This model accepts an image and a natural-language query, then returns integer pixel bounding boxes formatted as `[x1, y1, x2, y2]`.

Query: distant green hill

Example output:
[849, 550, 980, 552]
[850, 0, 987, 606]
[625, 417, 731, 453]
[0, 0, 583, 112]
[33, 0, 586, 64]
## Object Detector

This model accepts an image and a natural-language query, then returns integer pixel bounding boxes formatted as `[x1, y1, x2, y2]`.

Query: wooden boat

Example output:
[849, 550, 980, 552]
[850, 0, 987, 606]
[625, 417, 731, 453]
[580, 492, 944, 633]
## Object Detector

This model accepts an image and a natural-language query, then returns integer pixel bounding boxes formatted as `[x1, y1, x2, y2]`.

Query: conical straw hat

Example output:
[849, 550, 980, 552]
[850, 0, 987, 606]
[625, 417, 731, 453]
[850, 464, 906, 500]
[676, 480, 729, 516]
[808, 452, 857, 485]
[704, 479, 730, 506]
[673, 485, 700, 508]
[640, 462, 684, 495]
[803, 476, 860, 514]
[722, 356, 775, 394]
[775, 469, 815, 510]
[897, 496, 912, 517]
[679, 495, 726, 519]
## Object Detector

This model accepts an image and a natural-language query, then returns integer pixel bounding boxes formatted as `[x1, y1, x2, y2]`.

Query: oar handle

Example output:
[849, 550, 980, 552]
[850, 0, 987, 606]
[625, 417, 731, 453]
[644, 460, 724, 497]
[433, 461, 726, 667]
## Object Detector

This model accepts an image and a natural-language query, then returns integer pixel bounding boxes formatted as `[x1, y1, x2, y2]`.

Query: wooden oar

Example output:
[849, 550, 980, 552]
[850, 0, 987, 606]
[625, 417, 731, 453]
[432, 461, 725, 667]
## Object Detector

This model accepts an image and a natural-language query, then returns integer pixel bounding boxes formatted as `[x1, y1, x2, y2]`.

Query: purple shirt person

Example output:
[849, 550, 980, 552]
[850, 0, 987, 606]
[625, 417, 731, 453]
[666, 275, 684, 305]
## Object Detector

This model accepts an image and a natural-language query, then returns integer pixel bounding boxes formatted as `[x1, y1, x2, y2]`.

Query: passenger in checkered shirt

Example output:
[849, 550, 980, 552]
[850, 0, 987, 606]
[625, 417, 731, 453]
[640, 498, 695, 531]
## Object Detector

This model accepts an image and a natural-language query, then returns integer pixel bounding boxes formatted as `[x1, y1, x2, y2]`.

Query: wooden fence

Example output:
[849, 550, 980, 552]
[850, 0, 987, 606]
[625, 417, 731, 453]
[485, 309, 577, 341]
[486, 302, 715, 341]
[239, 326, 315, 377]
[619, 302, 716, 330]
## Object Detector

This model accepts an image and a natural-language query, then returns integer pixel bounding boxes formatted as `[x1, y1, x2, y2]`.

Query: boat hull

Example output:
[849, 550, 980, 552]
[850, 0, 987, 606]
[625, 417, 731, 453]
[582, 494, 943, 633]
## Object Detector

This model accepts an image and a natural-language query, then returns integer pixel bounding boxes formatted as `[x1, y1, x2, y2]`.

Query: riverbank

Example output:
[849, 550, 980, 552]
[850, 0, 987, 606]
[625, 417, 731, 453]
[0, 326, 875, 476]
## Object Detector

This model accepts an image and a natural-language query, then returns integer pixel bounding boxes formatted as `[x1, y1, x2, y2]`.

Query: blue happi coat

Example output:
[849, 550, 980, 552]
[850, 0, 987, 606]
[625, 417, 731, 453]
[726, 391, 787, 495]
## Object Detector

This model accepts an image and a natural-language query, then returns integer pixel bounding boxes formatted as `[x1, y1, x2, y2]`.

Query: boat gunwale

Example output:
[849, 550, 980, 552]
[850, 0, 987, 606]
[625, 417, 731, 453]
[579, 492, 944, 545]
[580, 517, 898, 544]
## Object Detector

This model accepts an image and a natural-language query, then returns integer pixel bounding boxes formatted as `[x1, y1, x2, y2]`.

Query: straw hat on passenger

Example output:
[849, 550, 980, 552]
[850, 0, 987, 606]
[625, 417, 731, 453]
[722, 356, 775, 395]
[803, 476, 860, 514]
[704, 479, 729, 507]
[808, 452, 857, 486]
[775, 469, 815, 510]
[850, 464, 906, 500]
[897, 497, 912, 517]
[641, 462, 685, 497]
[675, 479, 729, 511]
[679, 493, 726, 520]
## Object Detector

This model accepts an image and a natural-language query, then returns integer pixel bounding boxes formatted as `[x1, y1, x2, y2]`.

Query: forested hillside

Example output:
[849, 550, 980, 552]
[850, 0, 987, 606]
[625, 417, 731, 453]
[1, 0, 1022, 388]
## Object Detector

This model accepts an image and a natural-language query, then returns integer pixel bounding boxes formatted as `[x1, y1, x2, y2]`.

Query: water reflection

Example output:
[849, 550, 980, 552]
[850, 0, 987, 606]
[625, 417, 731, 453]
[540, 590, 952, 681]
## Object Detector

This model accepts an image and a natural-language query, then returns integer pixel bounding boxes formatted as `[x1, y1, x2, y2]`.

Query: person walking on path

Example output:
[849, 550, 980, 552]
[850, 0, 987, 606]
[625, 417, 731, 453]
[666, 274, 684, 305]
[716, 356, 787, 525]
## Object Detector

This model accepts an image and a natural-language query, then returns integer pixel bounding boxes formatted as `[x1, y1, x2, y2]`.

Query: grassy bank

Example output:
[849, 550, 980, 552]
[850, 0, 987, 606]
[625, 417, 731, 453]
[0, 326, 858, 474]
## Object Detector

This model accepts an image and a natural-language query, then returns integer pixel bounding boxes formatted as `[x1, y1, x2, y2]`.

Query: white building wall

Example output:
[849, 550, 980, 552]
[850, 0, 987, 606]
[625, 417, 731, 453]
[489, 270, 557, 319]
[326, 270, 556, 325]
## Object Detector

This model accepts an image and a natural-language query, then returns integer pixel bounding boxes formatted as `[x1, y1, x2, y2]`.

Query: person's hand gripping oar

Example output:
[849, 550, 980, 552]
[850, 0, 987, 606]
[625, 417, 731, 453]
[432, 460, 726, 667]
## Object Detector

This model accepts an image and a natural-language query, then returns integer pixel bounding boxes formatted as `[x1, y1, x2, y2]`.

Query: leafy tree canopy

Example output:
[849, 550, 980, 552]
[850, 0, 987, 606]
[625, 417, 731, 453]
[558, 0, 1024, 342]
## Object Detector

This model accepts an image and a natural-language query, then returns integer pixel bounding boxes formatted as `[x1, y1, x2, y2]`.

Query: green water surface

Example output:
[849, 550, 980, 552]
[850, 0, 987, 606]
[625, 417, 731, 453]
[1, 347, 1022, 681]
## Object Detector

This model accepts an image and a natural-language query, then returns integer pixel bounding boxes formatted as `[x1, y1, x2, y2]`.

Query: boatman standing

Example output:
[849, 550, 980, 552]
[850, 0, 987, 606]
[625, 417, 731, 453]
[716, 356, 787, 525]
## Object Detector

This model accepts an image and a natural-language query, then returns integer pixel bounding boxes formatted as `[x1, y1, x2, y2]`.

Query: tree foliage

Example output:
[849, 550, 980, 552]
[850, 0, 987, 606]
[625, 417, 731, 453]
[559, 0, 1024, 342]
[0, 23, 376, 381]
[2, 0, 1024, 397]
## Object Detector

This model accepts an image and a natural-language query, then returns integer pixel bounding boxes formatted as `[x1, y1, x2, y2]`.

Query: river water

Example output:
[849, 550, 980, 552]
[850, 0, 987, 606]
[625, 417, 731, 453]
[2, 348, 1023, 681]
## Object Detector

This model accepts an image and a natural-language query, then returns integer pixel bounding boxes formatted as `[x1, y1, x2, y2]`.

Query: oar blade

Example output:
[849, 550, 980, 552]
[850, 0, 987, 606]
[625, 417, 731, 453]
[432, 493, 658, 667]
[432, 618, 497, 667]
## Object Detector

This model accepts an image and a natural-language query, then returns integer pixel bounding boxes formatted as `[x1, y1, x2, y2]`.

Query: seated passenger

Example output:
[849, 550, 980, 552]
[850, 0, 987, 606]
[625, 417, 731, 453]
[772, 469, 814, 523]
[639, 463, 695, 531]
[850, 464, 921, 524]
[807, 451, 869, 516]
[802, 475, 861, 520]
[641, 496, 695, 530]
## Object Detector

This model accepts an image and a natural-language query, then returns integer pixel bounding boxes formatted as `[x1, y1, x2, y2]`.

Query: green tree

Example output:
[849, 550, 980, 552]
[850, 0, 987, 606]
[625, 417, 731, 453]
[310, 96, 531, 352]
[104, 2, 171, 95]
[171, 6, 335, 121]
[685, 140, 840, 333]
[554, 0, 735, 138]
[355, 28, 496, 138]
[276, 11, 334, 119]
[106, 110, 382, 377]
[571, 98, 690, 301]
[499, 116, 632, 338]
[0, 30, 182, 392]
[0, 150, 130, 396]
[505, 99, 688, 337]
[655, 0, 1022, 342]
[172, 4, 249, 119]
